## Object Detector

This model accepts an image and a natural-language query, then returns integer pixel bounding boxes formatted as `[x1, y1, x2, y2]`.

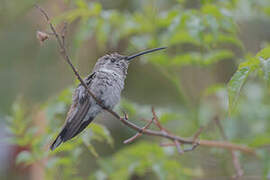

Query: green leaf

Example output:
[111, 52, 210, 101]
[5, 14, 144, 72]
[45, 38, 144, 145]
[227, 56, 260, 114]
[169, 31, 200, 46]
[87, 144, 99, 158]
[203, 50, 234, 65]
[249, 133, 270, 147]
[81, 123, 113, 157]
[257, 46, 270, 59]
[217, 34, 244, 50]
[171, 53, 200, 66]
[201, 4, 222, 19]
[75, 0, 88, 9]
[171, 50, 233, 67]
[81, 129, 99, 157]
[227, 66, 250, 115]
[91, 123, 114, 146]
[202, 83, 225, 97]
[96, 142, 197, 179]
[259, 57, 270, 83]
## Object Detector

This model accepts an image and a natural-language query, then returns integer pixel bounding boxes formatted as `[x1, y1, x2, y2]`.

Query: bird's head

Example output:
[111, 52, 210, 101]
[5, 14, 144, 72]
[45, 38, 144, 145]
[93, 47, 166, 76]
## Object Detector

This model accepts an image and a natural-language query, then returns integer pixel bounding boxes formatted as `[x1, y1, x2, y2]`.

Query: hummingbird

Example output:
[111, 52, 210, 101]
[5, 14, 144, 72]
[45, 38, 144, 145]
[50, 47, 166, 150]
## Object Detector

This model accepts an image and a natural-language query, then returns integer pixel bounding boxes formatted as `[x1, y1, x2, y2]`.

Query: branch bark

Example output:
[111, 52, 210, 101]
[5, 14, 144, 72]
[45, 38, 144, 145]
[35, 5, 255, 156]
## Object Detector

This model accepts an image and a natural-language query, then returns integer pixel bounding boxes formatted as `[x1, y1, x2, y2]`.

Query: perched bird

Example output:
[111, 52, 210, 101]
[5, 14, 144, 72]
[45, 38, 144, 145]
[50, 47, 166, 150]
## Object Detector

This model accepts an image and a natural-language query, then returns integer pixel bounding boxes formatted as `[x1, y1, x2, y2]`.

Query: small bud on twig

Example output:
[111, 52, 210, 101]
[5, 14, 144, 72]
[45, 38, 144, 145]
[36, 31, 49, 44]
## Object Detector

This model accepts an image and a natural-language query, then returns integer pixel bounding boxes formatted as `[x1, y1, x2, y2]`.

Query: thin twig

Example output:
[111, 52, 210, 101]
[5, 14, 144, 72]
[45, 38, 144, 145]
[61, 22, 68, 47]
[152, 107, 185, 153]
[35, 5, 104, 108]
[174, 140, 184, 154]
[151, 107, 169, 133]
[151, 107, 198, 153]
[160, 141, 199, 152]
[183, 142, 199, 152]
[152, 107, 163, 130]
[192, 127, 204, 142]
[35, 5, 256, 156]
[214, 117, 244, 179]
[198, 140, 254, 154]
[123, 118, 154, 144]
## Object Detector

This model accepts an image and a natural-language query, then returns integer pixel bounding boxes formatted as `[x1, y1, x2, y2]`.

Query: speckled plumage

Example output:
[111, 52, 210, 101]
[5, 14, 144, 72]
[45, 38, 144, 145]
[50, 47, 166, 150]
[50, 53, 128, 150]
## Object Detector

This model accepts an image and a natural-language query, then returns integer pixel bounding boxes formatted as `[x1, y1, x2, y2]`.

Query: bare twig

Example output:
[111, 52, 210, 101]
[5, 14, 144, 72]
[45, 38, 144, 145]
[174, 140, 184, 154]
[152, 107, 163, 130]
[192, 127, 204, 142]
[159, 140, 253, 154]
[200, 140, 254, 154]
[151, 107, 170, 134]
[124, 118, 154, 144]
[214, 117, 244, 179]
[231, 152, 243, 179]
[35, 5, 256, 156]
[35, 5, 104, 108]
[160, 142, 199, 152]
[61, 22, 68, 47]
[151, 107, 198, 154]
[183, 142, 199, 152]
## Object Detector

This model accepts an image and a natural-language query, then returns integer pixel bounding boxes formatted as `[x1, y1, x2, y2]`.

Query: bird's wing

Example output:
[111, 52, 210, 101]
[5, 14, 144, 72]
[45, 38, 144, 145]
[50, 72, 96, 150]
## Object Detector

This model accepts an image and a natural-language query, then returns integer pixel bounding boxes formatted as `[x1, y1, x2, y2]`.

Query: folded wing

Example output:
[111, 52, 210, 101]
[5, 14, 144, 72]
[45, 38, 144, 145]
[50, 73, 96, 151]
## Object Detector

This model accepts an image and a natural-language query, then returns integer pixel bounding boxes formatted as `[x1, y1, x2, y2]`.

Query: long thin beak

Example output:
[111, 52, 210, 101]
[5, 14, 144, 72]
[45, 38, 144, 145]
[126, 47, 167, 61]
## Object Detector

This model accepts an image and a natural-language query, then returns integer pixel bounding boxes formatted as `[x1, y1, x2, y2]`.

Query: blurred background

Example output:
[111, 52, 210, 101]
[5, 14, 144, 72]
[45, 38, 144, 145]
[1, 0, 270, 179]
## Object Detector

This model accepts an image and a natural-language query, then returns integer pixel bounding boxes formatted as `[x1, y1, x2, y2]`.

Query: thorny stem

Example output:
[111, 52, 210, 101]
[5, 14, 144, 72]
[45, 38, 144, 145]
[35, 5, 255, 155]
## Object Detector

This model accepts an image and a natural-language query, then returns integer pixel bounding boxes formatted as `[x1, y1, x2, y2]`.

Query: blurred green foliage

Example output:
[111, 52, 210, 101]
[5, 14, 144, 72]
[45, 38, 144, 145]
[2, 0, 270, 179]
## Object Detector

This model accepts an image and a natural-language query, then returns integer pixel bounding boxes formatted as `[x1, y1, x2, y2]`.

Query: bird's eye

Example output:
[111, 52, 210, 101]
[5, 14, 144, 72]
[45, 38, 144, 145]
[111, 59, 116, 63]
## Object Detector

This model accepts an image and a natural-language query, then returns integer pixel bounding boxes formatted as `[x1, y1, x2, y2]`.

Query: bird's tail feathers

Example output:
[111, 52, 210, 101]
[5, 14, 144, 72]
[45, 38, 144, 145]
[50, 116, 95, 151]
[50, 128, 67, 151]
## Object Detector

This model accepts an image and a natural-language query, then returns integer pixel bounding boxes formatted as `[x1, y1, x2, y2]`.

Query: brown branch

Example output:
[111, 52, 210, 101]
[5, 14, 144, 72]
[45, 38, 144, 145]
[123, 118, 154, 144]
[35, 5, 256, 156]
[198, 140, 254, 154]
[152, 107, 164, 131]
[152, 107, 197, 154]
[159, 140, 253, 154]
